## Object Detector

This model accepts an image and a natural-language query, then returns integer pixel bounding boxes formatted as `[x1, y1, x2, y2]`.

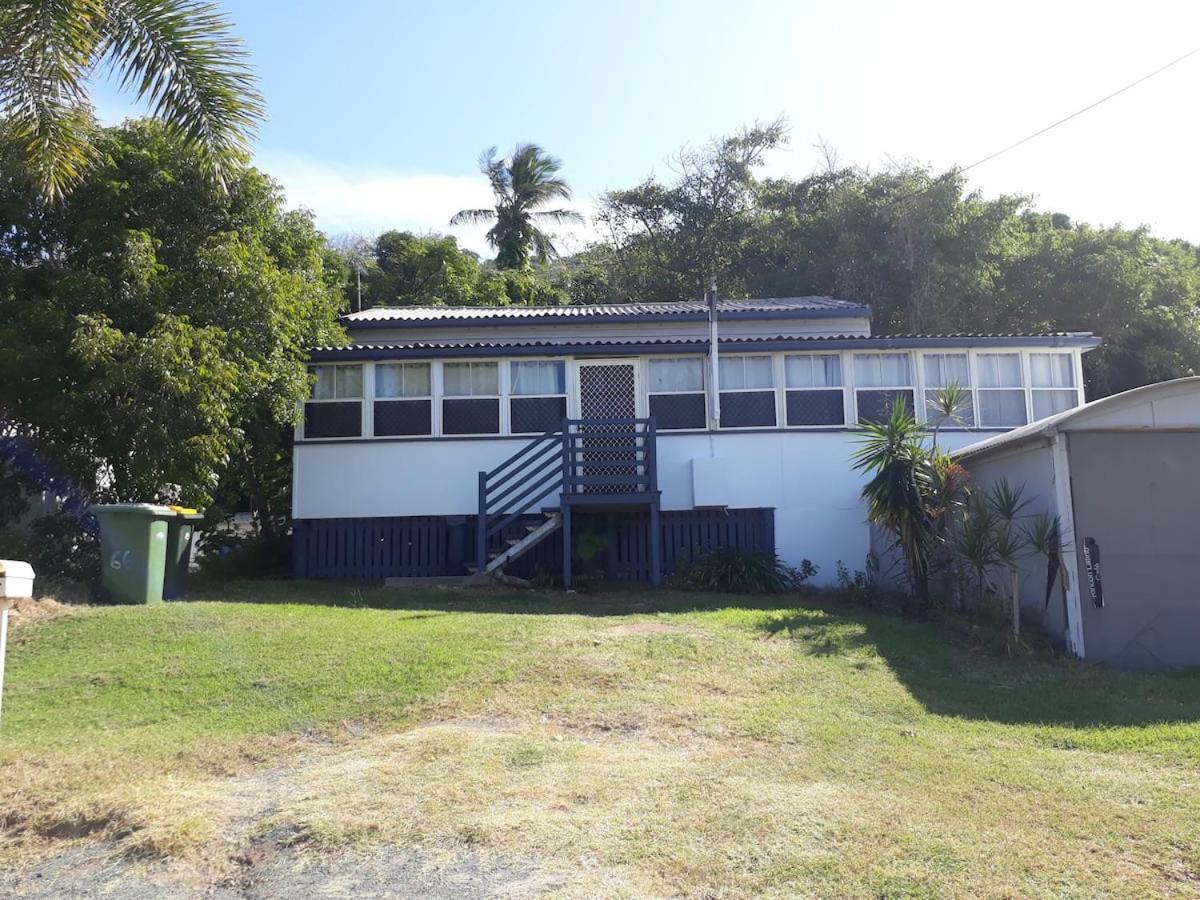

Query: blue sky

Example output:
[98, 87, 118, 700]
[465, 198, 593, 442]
[92, 0, 1200, 256]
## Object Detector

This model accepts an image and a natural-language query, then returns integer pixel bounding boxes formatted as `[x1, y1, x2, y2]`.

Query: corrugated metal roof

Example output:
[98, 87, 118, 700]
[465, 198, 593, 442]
[309, 332, 1101, 360]
[342, 296, 869, 326]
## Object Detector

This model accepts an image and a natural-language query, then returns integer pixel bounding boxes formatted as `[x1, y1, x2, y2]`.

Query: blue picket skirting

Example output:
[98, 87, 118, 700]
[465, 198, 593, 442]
[292, 507, 775, 583]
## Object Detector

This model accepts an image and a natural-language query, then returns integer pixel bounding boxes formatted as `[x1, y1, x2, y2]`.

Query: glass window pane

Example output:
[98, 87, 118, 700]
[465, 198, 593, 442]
[978, 390, 1028, 426]
[649, 358, 704, 392]
[1032, 389, 1077, 419]
[443, 363, 471, 396]
[854, 354, 911, 387]
[510, 361, 565, 395]
[719, 357, 744, 390]
[744, 357, 774, 388]
[977, 353, 1022, 388]
[649, 393, 706, 429]
[1030, 353, 1074, 388]
[311, 366, 335, 400]
[377, 363, 430, 398]
[471, 362, 498, 395]
[856, 389, 914, 424]
[335, 365, 363, 398]
[786, 354, 841, 388]
[719, 391, 776, 427]
[923, 353, 969, 388]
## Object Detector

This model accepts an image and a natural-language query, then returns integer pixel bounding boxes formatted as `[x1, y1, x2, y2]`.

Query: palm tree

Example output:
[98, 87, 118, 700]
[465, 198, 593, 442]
[0, 0, 263, 202]
[450, 144, 583, 269]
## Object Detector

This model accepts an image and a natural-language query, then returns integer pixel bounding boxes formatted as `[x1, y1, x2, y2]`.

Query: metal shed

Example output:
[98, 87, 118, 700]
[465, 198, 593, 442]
[954, 377, 1200, 669]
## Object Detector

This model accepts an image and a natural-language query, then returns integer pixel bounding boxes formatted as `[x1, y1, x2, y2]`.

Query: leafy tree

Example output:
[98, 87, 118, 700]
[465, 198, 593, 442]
[0, 119, 343, 535]
[0, 0, 263, 201]
[450, 144, 582, 270]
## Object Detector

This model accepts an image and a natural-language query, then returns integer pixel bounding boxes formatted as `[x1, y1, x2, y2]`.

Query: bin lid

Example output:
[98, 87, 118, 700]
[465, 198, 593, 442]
[90, 503, 176, 516]
[168, 505, 204, 519]
[0, 560, 35, 579]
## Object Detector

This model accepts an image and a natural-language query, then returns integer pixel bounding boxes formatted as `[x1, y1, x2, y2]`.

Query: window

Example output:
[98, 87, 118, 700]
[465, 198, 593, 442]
[374, 363, 431, 436]
[976, 353, 1027, 427]
[853, 353, 914, 424]
[718, 355, 776, 427]
[647, 357, 706, 430]
[304, 364, 362, 438]
[442, 362, 500, 435]
[1030, 352, 1077, 419]
[509, 360, 567, 434]
[784, 354, 844, 426]
[922, 353, 974, 427]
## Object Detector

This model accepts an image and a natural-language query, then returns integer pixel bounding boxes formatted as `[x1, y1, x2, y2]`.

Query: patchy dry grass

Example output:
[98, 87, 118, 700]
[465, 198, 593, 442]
[2, 580, 1200, 897]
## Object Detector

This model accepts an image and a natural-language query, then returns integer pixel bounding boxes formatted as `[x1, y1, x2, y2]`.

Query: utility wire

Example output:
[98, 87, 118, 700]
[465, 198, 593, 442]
[891, 45, 1200, 206]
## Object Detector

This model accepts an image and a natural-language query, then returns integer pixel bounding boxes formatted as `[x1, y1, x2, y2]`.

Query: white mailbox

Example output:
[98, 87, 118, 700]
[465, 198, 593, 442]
[0, 560, 35, 599]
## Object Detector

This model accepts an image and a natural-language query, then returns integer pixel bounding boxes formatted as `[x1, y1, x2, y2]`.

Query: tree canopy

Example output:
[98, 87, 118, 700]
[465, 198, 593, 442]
[565, 123, 1200, 398]
[0, 119, 343, 527]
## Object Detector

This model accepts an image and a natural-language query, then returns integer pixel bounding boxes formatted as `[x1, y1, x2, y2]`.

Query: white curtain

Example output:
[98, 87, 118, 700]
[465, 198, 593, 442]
[1033, 389, 1076, 419]
[1030, 353, 1074, 388]
[854, 354, 912, 387]
[976, 353, 1022, 388]
[311, 366, 336, 400]
[510, 361, 565, 395]
[649, 358, 703, 392]
[444, 362, 497, 396]
[922, 353, 969, 388]
[720, 356, 773, 390]
[376, 363, 430, 398]
[978, 390, 1027, 427]
[785, 354, 841, 388]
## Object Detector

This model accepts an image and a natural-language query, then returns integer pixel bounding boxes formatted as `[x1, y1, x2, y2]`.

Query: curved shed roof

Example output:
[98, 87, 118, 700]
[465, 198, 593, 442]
[954, 376, 1200, 461]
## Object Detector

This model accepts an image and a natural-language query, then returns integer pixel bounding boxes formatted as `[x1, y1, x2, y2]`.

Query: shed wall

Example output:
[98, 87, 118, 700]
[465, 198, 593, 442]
[1067, 431, 1200, 668]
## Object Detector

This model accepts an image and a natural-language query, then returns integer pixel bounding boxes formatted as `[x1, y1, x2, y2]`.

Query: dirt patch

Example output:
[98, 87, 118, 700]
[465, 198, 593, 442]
[599, 622, 699, 638]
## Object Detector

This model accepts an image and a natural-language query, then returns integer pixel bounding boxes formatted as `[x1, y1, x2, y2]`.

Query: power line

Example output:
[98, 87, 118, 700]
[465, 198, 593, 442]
[891, 44, 1200, 206]
[960, 45, 1200, 174]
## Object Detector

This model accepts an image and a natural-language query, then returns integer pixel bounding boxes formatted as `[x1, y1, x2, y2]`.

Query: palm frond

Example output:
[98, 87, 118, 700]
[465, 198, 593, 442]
[449, 208, 497, 227]
[530, 227, 556, 264]
[0, 0, 102, 199]
[100, 0, 264, 185]
[531, 207, 584, 225]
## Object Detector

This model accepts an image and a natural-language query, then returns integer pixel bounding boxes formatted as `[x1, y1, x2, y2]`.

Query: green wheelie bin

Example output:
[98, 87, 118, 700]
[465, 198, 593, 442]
[91, 504, 174, 604]
[163, 508, 203, 600]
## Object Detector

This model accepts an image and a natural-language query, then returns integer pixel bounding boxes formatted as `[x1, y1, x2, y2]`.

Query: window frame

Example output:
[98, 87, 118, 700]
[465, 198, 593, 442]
[920, 351, 975, 429]
[303, 363, 365, 440]
[717, 353, 778, 430]
[1028, 351, 1080, 421]
[645, 355, 709, 432]
[972, 350, 1029, 428]
[440, 359, 503, 437]
[852, 352, 916, 425]
[372, 361, 433, 438]
[782, 352, 846, 428]
[508, 358, 569, 435]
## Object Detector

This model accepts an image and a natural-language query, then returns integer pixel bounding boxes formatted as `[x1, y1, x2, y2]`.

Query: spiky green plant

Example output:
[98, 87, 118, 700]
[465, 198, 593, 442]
[992, 522, 1028, 636]
[957, 495, 997, 610]
[927, 380, 972, 448]
[450, 143, 583, 269]
[852, 397, 935, 613]
[987, 477, 1032, 523]
[0, 0, 263, 202]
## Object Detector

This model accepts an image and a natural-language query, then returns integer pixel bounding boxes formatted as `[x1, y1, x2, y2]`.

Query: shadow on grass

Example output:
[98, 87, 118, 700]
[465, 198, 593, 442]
[188, 576, 807, 618]
[760, 604, 1200, 730]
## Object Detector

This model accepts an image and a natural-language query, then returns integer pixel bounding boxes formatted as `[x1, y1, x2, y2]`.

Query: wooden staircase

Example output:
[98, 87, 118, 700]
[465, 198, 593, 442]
[476, 418, 661, 588]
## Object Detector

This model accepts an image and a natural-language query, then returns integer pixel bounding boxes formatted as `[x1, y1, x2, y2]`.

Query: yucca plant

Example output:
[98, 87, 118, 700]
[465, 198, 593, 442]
[0, 0, 264, 202]
[991, 522, 1027, 636]
[926, 380, 972, 449]
[957, 495, 997, 610]
[852, 398, 935, 613]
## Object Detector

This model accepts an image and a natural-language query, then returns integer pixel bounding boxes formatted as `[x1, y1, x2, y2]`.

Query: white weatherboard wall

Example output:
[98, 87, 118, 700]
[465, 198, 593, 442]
[294, 430, 986, 585]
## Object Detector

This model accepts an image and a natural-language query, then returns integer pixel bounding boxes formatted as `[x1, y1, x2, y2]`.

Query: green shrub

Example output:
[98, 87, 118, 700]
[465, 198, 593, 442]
[0, 512, 99, 582]
[196, 526, 290, 579]
[671, 549, 815, 594]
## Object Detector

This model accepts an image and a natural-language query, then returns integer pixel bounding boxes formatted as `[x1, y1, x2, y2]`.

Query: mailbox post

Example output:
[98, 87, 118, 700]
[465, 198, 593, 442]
[0, 560, 35, 724]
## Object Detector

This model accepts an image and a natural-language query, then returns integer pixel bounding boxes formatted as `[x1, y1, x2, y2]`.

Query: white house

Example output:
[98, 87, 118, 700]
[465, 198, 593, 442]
[292, 296, 1098, 586]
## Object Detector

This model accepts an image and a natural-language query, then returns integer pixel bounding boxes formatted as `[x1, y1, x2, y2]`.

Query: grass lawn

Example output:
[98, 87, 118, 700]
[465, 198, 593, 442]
[2, 579, 1200, 897]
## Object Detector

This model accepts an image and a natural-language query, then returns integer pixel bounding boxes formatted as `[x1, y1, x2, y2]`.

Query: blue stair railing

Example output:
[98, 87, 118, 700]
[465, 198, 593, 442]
[476, 417, 657, 573]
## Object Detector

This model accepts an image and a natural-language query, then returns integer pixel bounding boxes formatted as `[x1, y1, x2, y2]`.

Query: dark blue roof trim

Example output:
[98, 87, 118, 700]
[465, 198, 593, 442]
[309, 333, 1101, 361]
[345, 306, 872, 330]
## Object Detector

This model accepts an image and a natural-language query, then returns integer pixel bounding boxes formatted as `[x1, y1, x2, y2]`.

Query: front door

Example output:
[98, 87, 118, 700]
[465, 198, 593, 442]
[575, 360, 640, 492]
